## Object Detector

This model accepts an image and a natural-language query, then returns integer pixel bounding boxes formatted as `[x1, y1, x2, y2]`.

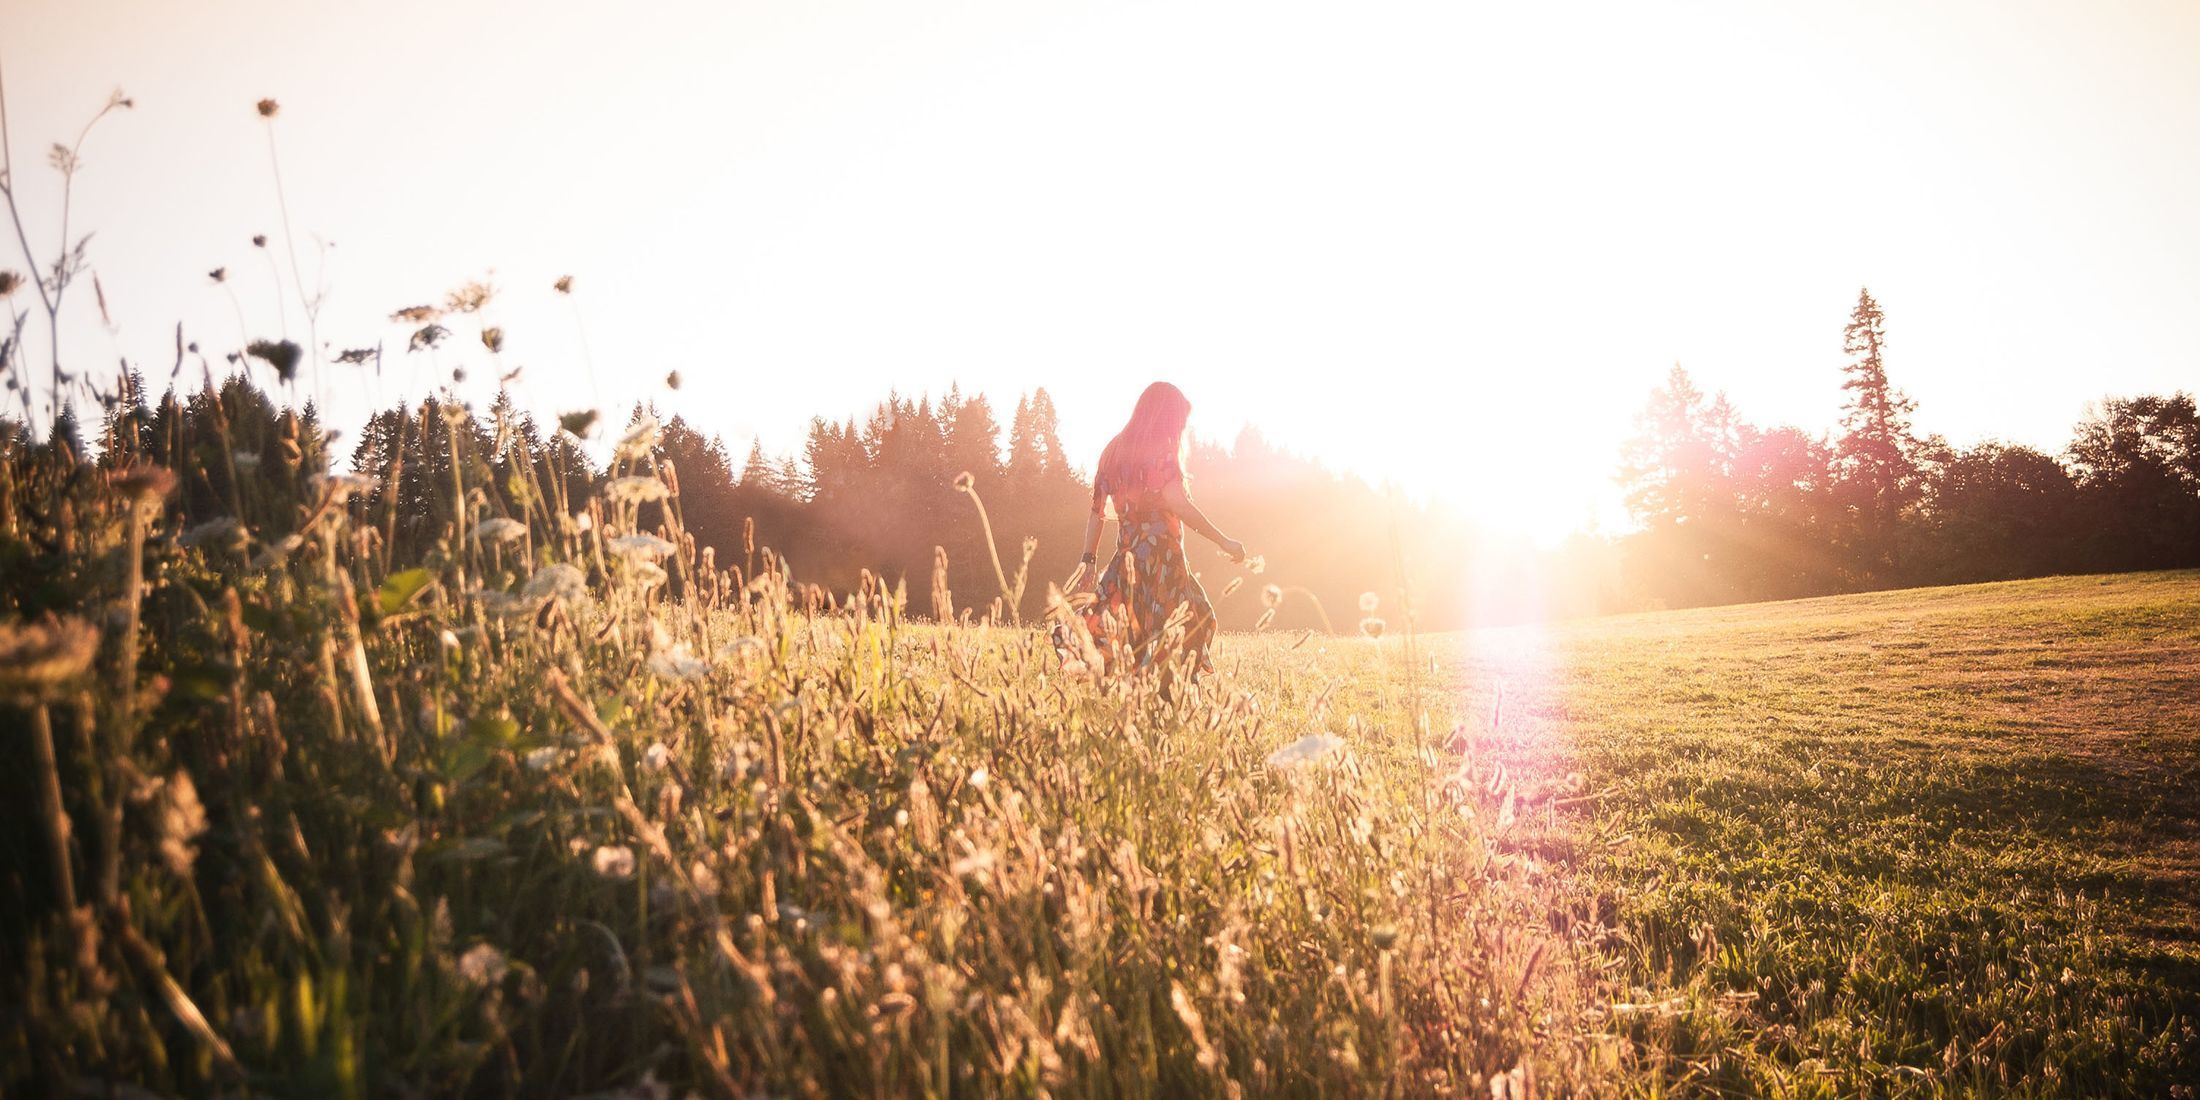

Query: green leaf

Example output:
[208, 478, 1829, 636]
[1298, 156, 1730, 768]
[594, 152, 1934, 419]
[377, 568, 435, 615]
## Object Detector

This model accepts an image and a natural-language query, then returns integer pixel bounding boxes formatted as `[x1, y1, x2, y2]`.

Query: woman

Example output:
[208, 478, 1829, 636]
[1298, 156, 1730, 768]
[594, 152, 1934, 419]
[1070, 381, 1248, 676]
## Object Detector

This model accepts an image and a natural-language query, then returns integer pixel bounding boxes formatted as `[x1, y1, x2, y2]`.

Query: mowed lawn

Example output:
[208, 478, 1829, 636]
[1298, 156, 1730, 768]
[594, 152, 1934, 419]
[1230, 570, 2200, 1095]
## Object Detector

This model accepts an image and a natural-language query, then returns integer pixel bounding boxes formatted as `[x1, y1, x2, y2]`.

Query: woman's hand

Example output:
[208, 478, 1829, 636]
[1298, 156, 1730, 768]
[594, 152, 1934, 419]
[1219, 537, 1248, 564]
[1070, 561, 1098, 593]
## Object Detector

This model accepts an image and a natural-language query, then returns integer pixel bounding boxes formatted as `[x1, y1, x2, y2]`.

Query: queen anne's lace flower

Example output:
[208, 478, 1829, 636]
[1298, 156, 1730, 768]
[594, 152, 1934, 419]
[470, 517, 527, 545]
[1265, 733, 1344, 770]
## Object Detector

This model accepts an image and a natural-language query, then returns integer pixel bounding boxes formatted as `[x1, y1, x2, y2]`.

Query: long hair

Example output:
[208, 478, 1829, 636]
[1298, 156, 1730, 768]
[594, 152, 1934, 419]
[1096, 381, 1192, 501]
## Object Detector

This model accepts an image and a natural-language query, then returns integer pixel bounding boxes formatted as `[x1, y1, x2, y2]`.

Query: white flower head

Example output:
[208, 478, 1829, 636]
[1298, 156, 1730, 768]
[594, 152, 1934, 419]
[457, 942, 508, 986]
[616, 415, 659, 458]
[180, 516, 245, 550]
[520, 562, 588, 603]
[250, 533, 304, 570]
[608, 534, 676, 562]
[1358, 591, 1380, 614]
[641, 742, 672, 771]
[1265, 733, 1345, 770]
[592, 844, 636, 880]
[470, 517, 528, 545]
[626, 561, 669, 590]
[604, 476, 670, 506]
[647, 646, 708, 682]
[314, 472, 378, 504]
[523, 746, 562, 771]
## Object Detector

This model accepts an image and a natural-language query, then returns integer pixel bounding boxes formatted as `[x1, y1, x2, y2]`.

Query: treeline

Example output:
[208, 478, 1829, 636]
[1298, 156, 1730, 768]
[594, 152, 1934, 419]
[20, 287, 2195, 628]
[29, 373, 1537, 632]
[1615, 289, 2200, 607]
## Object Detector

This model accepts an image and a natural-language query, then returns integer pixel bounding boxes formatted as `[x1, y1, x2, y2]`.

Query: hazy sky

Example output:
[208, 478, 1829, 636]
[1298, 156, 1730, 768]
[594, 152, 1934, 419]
[7, 0, 2197, 542]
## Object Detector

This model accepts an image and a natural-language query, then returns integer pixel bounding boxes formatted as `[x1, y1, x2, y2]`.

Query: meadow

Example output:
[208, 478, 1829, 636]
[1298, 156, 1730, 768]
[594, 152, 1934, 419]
[5, 415, 2196, 1096]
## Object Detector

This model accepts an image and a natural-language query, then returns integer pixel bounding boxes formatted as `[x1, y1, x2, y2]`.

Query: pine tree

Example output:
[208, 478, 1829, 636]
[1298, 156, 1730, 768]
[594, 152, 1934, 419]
[1835, 288, 1921, 577]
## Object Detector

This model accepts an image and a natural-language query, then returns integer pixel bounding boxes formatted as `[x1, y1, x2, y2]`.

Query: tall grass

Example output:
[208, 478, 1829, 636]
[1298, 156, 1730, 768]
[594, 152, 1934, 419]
[0, 417, 1599, 1096]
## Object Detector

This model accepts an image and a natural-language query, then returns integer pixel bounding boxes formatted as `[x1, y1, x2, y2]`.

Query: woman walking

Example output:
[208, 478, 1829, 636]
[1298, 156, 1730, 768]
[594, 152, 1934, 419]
[1070, 381, 1249, 678]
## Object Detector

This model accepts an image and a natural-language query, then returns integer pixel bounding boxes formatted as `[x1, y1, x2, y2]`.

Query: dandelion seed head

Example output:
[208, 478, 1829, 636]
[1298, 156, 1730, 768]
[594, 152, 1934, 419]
[641, 742, 672, 771]
[1261, 584, 1283, 610]
[953, 471, 976, 493]
[255, 98, 279, 118]
[1359, 591, 1380, 614]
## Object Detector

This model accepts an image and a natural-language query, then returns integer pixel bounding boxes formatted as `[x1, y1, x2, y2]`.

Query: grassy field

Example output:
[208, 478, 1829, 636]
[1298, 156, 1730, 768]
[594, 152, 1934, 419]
[4, 433, 2197, 1095]
[1422, 570, 2200, 1096]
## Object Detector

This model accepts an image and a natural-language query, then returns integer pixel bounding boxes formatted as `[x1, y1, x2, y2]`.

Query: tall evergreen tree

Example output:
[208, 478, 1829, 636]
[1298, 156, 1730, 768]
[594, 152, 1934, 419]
[1834, 288, 1921, 577]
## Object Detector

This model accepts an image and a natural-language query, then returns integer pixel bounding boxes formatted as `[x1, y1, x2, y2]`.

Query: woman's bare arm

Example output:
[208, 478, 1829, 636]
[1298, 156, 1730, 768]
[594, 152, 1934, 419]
[1161, 480, 1246, 561]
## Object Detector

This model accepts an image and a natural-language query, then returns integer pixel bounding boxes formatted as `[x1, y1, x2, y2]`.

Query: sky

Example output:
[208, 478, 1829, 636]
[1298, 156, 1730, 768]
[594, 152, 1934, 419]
[6, 0, 2197, 544]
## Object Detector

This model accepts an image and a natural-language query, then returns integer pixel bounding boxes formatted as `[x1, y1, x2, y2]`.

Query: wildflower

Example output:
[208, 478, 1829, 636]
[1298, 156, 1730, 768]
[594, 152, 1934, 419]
[390, 304, 442, 324]
[474, 590, 535, 618]
[968, 766, 990, 791]
[553, 275, 574, 294]
[206, 268, 226, 284]
[457, 943, 508, 986]
[520, 562, 588, 603]
[664, 370, 681, 390]
[180, 516, 245, 549]
[592, 844, 636, 880]
[108, 463, 178, 502]
[438, 629, 463, 651]
[246, 339, 302, 383]
[1265, 733, 1344, 770]
[445, 277, 496, 314]
[334, 347, 376, 365]
[1359, 591, 1380, 614]
[250, 533, 303, 570]
[0, 615, 101, 699]
[251, 233, 268, 248]
[480, 326, 504, 353]
[0, 270, 24, 296]
[154, 770, 208, 878]
[1360, 617, 1386, 639]
[616, 414, 659, 458]
[409, 324, 449, 352]
[1244, 555, 1267, 574]
[1262, 584, 1284, 610]
[441, 401, 470, 427]
[604, 476, 669, 505]
[313, 472, 376, 503]
[647, 646, 708, 681]
[570, 511, 595, 534]
[469, 517, 528, 545]
[641, 742, 672, 771]
[255, 98, 279, 118]
[608, 534, 676, 561]
[559, 409, 598, 438]
[953, 471, 976, 493]
[523, 746, 561, 771]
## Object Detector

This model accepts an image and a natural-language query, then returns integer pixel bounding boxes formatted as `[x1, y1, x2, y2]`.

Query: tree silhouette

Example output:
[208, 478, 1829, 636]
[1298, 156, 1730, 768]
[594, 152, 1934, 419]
[1835, 288, 1921, 579]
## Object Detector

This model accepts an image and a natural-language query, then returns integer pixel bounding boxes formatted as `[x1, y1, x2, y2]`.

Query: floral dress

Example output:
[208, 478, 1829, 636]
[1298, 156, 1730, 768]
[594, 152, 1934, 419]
[1072, 474, 1217, 675]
